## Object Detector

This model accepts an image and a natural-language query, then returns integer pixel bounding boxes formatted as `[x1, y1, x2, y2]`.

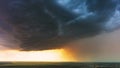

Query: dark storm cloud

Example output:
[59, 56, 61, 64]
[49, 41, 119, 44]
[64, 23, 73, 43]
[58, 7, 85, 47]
[0, 0, 118, 50]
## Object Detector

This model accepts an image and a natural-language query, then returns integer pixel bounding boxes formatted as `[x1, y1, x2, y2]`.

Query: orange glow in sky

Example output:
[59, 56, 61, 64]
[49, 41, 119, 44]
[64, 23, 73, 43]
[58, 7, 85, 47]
[0, 49, 76, 62]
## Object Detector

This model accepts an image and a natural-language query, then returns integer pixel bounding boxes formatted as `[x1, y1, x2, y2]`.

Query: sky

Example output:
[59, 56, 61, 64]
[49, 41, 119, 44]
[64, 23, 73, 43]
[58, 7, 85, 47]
[0, 0, 120, 62]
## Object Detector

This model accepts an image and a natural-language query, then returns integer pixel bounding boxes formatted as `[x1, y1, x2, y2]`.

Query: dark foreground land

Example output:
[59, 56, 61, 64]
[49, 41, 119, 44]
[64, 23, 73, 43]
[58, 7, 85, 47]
[0, 62, 120, 68]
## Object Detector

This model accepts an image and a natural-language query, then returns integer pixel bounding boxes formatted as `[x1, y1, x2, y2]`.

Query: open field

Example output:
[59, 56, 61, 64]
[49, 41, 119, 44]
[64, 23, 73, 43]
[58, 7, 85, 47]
[0, 62, 120, 68]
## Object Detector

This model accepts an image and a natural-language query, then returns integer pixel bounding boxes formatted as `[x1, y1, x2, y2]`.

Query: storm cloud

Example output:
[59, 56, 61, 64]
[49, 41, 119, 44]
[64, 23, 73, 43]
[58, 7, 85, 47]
[0, 0, 119, 50]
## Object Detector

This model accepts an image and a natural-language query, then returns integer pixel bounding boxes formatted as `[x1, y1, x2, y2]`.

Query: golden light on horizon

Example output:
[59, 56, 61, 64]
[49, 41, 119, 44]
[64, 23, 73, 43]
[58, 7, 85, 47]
[0, 49, 76, 62]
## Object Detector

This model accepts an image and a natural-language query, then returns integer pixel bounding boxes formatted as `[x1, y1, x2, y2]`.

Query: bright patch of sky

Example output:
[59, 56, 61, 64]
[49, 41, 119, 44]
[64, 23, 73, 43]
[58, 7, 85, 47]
[56, 0, 94, 24]
[105, 6, 120, 31]
[56, 0, 89, 15]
